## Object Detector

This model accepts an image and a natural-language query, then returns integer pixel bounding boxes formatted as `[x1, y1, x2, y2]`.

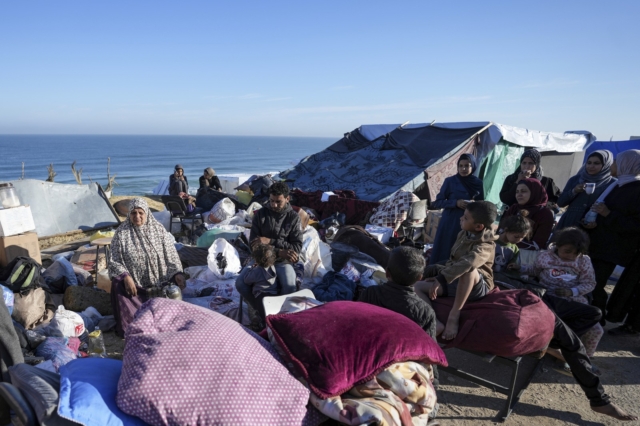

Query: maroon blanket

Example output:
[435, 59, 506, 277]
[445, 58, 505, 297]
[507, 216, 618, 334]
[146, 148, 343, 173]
[290, 189, 379, 225]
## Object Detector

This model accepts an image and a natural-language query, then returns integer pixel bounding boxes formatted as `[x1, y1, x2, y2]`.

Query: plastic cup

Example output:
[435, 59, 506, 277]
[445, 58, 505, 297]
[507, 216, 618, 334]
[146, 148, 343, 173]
[585, 183, 595, 194]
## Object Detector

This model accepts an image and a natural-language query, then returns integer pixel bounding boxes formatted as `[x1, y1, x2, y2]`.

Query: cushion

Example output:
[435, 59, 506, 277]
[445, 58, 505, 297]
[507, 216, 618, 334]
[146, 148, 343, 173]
[58, 358, 146, 426]
[9, 364, 61, 424]
[432, 289, 555, 357]
[266, 300, 448, 399]
[117, 298, 316, 426]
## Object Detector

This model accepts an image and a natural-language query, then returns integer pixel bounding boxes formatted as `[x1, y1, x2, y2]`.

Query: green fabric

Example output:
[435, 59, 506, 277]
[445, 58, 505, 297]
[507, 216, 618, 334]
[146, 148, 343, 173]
[196, 229, 243, 248]
[480, 140, 524, 211]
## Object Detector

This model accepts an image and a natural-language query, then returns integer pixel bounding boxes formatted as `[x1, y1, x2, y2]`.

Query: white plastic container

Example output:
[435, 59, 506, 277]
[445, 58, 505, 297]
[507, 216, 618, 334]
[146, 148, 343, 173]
[0, 183, 20, 209]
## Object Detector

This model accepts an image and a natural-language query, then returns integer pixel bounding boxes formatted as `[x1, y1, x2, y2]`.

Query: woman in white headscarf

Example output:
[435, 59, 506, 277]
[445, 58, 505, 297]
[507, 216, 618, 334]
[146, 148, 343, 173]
[583, 150, 640, 324]
[109, 198, 185, 336]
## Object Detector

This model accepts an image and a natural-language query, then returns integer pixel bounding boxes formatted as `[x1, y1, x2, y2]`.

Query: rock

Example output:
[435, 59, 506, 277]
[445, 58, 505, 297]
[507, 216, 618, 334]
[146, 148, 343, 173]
[63, 286, 112, 316]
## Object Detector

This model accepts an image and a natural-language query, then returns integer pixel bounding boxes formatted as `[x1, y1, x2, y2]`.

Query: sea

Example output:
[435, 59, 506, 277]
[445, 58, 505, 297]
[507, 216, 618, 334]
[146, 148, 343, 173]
[0, 135, 336, 196]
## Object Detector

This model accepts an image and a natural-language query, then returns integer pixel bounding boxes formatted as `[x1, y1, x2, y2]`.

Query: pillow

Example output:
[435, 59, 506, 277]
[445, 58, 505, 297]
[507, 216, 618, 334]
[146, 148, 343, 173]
[117, 298, 315, 426]
[58, 358, 146, 426]
[266, 300, 448, 399]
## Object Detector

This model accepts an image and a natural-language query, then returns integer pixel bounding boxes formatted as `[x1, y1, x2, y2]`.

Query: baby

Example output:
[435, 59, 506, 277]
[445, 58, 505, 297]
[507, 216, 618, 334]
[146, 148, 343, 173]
[244, 243, 278, 319]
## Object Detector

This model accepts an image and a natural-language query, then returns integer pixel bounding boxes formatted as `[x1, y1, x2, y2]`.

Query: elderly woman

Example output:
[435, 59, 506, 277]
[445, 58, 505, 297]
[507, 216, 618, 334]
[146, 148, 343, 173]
[500, 149, 561, 208]
[429, 153, 485, 265]
[109, 198, 185, 337]
[555, 150, 616, 230]
[583, 149, 640, 325]
[199, 167, 222, 192]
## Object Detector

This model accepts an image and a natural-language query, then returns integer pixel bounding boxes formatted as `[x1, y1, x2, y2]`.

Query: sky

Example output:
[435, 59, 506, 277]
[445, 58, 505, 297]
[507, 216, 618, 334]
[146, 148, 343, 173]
[0, 1, 638, 140]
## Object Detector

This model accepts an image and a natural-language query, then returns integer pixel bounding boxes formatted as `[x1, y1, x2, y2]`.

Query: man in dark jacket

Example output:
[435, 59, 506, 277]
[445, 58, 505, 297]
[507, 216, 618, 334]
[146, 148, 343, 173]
[359, 246, 439, 340]
[236, 182, 303, 316]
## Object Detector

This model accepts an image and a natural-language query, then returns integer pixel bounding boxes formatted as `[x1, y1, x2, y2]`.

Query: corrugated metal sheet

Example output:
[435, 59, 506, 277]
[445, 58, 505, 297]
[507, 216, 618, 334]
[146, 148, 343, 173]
[4, 179, 120, 238]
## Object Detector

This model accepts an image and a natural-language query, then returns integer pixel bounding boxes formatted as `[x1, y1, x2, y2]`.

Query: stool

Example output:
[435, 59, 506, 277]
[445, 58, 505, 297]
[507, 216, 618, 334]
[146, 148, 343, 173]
[90, 237, 113, 277]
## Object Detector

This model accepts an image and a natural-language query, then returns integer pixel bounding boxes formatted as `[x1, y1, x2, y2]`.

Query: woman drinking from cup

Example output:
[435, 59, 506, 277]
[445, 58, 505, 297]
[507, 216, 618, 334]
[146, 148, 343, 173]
[555, 150, 616, 230]
[583, 149, 640, 324]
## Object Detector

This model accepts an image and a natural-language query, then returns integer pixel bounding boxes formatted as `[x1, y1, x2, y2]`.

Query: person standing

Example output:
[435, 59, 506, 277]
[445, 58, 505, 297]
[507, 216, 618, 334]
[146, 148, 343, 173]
[583, 149, 640, 324]
[500, 149, 561, 209]
[555, 150, 616, 230]
[429, 154, 484, 265]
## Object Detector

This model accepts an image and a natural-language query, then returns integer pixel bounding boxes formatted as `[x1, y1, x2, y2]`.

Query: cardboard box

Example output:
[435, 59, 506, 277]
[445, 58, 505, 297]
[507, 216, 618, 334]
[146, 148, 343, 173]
[0, 231, 41, 267]
[423, 210, 443, 243]
[0, 205, 36, 237]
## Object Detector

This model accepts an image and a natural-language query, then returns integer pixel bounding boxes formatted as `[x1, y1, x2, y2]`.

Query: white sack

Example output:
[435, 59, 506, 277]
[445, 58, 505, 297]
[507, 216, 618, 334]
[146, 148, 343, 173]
[207, 239, 241, 279]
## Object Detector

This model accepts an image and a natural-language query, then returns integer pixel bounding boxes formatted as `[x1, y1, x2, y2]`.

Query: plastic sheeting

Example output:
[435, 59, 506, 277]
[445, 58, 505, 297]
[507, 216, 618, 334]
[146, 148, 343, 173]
[479, 141, 524, 210]
[585, 140, 640, 160]
[6, 179, 120, 238]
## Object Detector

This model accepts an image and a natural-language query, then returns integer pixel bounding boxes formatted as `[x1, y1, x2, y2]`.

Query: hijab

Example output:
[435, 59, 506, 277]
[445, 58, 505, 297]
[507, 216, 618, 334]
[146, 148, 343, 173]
[455, 153, 484, 200]
[517, 178, 548, 209]
[108, 198, 182, 288]
[204, 167, 216, 177]
[513, 149, 543, 180]
[593, 149, 640, 205]
[577, 150, 614, 187]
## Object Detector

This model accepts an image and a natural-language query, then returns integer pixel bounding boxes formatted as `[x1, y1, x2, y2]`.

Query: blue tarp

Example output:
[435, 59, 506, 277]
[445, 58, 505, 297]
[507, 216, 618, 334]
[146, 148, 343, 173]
[281, 124, 482, 202]
[585, 140, 640, 161]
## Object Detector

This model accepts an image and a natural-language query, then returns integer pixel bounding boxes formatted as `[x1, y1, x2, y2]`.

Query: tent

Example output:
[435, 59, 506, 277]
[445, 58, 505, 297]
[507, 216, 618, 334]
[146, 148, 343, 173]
[585, 140, 640, 160]
[280, 122, 594, 209]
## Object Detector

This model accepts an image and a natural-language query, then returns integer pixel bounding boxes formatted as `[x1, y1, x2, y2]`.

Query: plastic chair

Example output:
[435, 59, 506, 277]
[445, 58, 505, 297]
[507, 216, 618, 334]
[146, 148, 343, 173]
[161, 195, 204, 243]
[400, 199, 428, 240]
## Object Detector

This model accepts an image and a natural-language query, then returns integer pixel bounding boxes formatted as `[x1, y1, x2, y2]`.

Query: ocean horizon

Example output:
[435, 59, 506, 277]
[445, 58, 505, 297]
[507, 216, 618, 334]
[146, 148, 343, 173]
[0, 134, 336, 196]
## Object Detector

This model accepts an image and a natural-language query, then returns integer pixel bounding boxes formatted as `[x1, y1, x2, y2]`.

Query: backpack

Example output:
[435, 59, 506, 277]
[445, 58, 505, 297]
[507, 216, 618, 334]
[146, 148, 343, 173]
[0, 256, 42, 294]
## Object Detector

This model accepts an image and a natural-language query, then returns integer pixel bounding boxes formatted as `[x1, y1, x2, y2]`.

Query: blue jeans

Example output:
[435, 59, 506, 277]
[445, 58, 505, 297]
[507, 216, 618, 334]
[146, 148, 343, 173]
[235, 262, 297, 317]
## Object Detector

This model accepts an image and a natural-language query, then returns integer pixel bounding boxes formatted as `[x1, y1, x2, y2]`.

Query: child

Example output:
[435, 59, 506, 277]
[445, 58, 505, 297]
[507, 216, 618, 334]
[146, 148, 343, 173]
[510, 227, 603, 358]
[359, 246, 438, 339]
[415, 201, 498, 340]
[494, 213, 530, 272]
[243, 244, 278, 319]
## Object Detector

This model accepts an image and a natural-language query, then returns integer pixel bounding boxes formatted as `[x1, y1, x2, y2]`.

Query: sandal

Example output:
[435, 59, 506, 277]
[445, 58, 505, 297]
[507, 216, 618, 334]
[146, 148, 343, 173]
[607, 324, 639, 336]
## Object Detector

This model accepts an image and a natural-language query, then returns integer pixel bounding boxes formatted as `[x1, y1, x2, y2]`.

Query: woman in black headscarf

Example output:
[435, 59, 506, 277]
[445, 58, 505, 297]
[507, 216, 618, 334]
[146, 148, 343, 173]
[429, 153, 484, 265]
[500, 149, 561, 208]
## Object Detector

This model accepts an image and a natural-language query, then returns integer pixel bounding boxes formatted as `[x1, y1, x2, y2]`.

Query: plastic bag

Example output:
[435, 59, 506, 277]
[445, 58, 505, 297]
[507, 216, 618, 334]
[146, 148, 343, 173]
[49, 306, 85, 338]
[208, 198, 236, 223]
[88, 328, 107, 358]
[340, 261, 361, 282]
[207, 239, 241, 279]
[35, 337, 77, 372]
[1, 285, 14, 315]
[89, 230, 115, 241]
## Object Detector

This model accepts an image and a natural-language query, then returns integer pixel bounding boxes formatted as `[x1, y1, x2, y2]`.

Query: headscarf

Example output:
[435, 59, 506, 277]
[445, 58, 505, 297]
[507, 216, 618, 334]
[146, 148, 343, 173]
[204, 167, 215, 177]
[108, 198, 182, 288]
[577, 150, 614, 187]
[615, 149, 640, 186]
[517, 178, 548, 208]
[516, 149, 543, 180]
[455, 153, 484, 200]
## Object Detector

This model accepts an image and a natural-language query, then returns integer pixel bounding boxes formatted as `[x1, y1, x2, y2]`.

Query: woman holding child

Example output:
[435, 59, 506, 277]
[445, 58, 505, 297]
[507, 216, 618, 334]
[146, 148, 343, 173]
[500, 178, 555, 250]
[555, 150, 616, 230]
[429, 153, 484, 265]
[109, 198, 185, 337]
[583, 149, 640, 325]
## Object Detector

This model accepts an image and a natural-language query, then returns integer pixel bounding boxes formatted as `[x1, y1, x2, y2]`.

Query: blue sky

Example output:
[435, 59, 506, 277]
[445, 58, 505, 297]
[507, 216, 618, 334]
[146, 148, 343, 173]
[1, 1, 638, 140]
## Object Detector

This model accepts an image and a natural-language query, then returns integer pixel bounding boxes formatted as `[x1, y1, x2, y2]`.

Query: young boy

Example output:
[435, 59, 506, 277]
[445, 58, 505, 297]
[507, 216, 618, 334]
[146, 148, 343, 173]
[494, 214, 530, 272]
[358, 246, 438, 340]
[415, 201, 498, 340]
[242, 243, 278, 319]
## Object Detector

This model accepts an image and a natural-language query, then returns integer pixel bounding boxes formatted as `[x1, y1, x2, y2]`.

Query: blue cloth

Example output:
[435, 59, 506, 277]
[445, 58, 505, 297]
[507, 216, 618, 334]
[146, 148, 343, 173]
[42, 258, 78, 287]
[313, 272, 356, 302]
[1, 285, 13, 315]
[429, 175, 485, 265]
[235, 263, 297, 315]
[555, 174, 616, 230]
[585, 141, 640, 160]
[58, 358, 147, 426]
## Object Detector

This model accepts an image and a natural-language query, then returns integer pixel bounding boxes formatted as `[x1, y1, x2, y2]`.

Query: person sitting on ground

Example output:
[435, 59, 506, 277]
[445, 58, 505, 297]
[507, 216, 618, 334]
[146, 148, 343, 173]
[414, 201, 498, 340]
[499, 178, 554, 250]
[493, 214, 529, 272]
[429, 153, 485, 265]
[242, 244, 277, 320]
[358, 246, 439, 339]
[511, 227, 603, 360]
[199, 167, 222, 192]
[169, 164, 189, 197]
[235, 182, 303, 314]
[109, 198, 185, 337]
[499, 148, 561, 209]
